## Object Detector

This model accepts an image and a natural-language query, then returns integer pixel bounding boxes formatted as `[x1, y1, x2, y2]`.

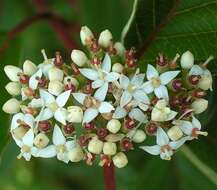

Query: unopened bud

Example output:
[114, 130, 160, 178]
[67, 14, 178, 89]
[34, 133, 49, 148]
[103, 142, 117, 155]
[48, 67, 64, 81]
[180, 51, 194, 69]
[198, 74, 212, 91]
[191, 98, 208, 114]
[63, 76, 79, 87]
[71, 50, 88, 67]
[5, 82, 21, 96]
[112, 152, 128, 168]
[67, 106, 83, 123]
[98, 29, 113, 48]
[2, 98, 20, 114]
[131, 129, 146, 143]
[48, 80, 64, 96]
[145, 122, 158, 136]
[68, 146, 84, 162]
[38, 121, 52, 132]
[80, 26, 94, 46]
[120, 138, 133, 151]
[23, 60, 37, 76]
[4, 65, 22, 82]
[114, 42, 125, 56]
[88, 137, 104, 154]
[167, 126, 183, 141]
[112, 63, 124, 73]
[107, 119, 121, 134]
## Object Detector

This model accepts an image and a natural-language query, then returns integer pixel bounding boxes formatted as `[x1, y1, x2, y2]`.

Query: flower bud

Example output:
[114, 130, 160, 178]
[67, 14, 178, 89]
[80, 26, 94, 46]
[34, 133, 49, 148]
[2, 98, 20, 114]
[131, 130, 146, 143]
[106, 119, 121, 134]
[23, 60, 37, 76]
[103, 142, 117, 155]
[63, 76, 79, 87]
[5, 82, 21, 96]
[67, 106, 83, 123]
[98, 29, 113, 48]
[71, 50, 88, 67]
[48, 67, 64, 81]
[4, 65, 22, 82]
[38, 121, 52, 132]
[48, 80, 64, 96]
[191, 98, 208, 114]
[114, 42, 125, 56]
[88, 137, 104, 154]
[112, 63, 124, 73]
[198, 75, 212, 91]
[68, 146, 84, 162]
[180, 51, 194, 69]
[112, 152, 128, 168]
[167, 126, 183, 141]
[12, 126, 28, 140]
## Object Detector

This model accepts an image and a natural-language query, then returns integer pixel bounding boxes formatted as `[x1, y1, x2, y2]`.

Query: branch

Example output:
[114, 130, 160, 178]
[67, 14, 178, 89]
[103, 163, 116, 190]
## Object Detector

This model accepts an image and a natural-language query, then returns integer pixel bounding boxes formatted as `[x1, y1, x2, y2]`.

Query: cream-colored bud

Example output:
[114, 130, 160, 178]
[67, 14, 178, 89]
[80, 26, 94, 46]
[2, 98, 20, 114]
[71, 50, 88, 67]
[48, 67, 64, 81]
[63, 76, 79, 87]
[34, 133, 49, 148]
[112, 63, 124, 73]
[180, 51, 194, 69]
[12, 126, 28, 140]
[4, 65, 22, 82]
[112, 152, 128, 168]
[5, 82, 21, 96]
[48, 80, 64, 96]
[191, 98, 208, 114]
[106, 119, 121, 134]
[103, 142, 117, 155]
[167, 126, 183, 141]
[132, 130, 146, 143]
[67, 106, 83, 123]
[98, 29, 113, 48]
[114, 42, 125, 56]
[68, 146, 84, 162]
[198, 75, 212, 91]
[88, 137, 104, 154]
[23, 60, 37, 76]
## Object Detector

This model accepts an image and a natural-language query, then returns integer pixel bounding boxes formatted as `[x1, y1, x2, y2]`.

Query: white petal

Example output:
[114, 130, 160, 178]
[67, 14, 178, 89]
[79, 68, 98, 80]
[37, 145, 57, 158]
[94, 83, 108, 101]
[169, 136, 190, 150]
[56, 90, 71, 107]
[141, 81, 154, 94]
[138, 103, 149, 112]
[98, 102, 114, 113]
[192, 116, 201, 130]
[11, 113, 24, 131]
[179, 121, 193, 135]
[53, 125, 66, 145]
[160, 71, 180, 85]
[38, 63, 54, 77]
[112, 106, 127, 119]
[166, 111, 177, 121]
[131, 74, 145, 86]
[146, 64, 159, 80]
[36, 108, 53, 121]
[29, 98, 44, 108]
[24, 114, 35, 128]
[120, 90, 132, 107]
[120, 75, 129, 89]
[23, 153, 31, 161]
[29, 69, 42, 90]
[129, 108, 147, 123]
[140, 145, 161, 155]
[57, 152, 69, 163]
[157, 127, 169, 146]
[92, 79, 104, 89]
[83, 108, 99, 123]
[105, 72, 120, 82]
[40, 89, 55, 104]
[65, 141, 76, 151]
[101, 53, 111, 72]
[22, 129, 34, 146]
[189, 65, 203, 75]
[154, 85, 169, 100]
[54, 108, 68, 125]
[72, 93, 87, 105]
[133, 90, 150, 104]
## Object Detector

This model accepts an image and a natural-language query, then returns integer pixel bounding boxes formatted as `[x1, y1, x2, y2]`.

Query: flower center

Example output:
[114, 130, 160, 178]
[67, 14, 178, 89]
[151, 77, 161, 88]
[160, 145, 172, 160]
[21, 145, 31, 153]
[98, 70, 105, 80]
[56, 144, 66, 153]
[127, 84, 137, 93]
[48, 102, 59, 112]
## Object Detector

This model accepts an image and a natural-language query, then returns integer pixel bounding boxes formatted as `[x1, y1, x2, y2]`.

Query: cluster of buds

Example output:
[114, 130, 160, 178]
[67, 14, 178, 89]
[2, 26, 213, 168]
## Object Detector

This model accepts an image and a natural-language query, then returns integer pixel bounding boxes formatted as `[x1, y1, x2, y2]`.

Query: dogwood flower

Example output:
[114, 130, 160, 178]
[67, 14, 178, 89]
[17, 129, 38, 161]
[173, 116, 208, 139]
[32, 89, 71, 125]
[142, 64, 180, 100]
[29, 69, 43, 90]
[38, 49, 54, 76]
[79, 53, 120, 101]
[73, 92, 114, 123]
[119, 72, 150, 108]
[36, 125, 76, 163]
[140, 127, 189, 160]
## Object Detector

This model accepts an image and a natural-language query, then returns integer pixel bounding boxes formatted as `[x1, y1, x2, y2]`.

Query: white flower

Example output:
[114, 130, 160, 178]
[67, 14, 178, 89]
[119, 72, 150, 108]
[38, 49, 54, 76]
[180, 51, 194, 69]
[80, 26, 94, 46]
[36, 125, 76, 163]
[17, 129, 38, 161]
[2, 98, 21, 114]
[151, 99, 177, 122]
[142, 64, 180, 100]
[28, 69, 43, 90]
[73, 92, 114, 124]
[33, 90, 71, 125]
[173, 116, 208, 139]
[98, 29, 113, 48]
[140, 127, 189, 160]
[79, 53, 120, 101]
[5, 82, 21, 96]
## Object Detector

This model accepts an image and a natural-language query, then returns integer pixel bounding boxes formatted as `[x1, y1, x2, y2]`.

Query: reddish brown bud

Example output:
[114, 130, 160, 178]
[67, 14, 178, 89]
[125, 118, 136, 130]
[188, 75, 201, 85]
[172, 79, 183, 91]
[145, 122, 158, 136]
[97, 128, 109, 139]
[120, 138, 133, 151]
[38, 121, 52, 132]
[19, 74, 29, 84]
[91, 57, 101, 65]
[54, 51, 64, 67]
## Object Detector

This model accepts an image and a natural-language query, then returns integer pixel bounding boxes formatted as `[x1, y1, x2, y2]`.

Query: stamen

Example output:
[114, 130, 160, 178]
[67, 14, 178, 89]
[41, 49, 48, 61]
[196, 131, 208, 136]
[172, 53, 180, 63]
[202, 55, 214, 67]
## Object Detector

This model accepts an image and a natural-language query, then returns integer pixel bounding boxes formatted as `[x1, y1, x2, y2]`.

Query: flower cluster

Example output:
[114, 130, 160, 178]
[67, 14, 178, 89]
[2, 26, 213, 168]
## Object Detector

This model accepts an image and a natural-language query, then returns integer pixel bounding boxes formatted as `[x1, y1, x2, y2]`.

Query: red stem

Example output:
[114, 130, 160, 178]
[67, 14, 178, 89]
[103, 163, 117, 190]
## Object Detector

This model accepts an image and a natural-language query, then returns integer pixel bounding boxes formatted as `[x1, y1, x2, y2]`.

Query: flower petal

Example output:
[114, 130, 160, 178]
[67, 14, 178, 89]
[141, 81, 154, 94]
[92, 79, 104, 89]
[72, 93, 87, 105]
[29, 69, 42, 90]
[112, 106, 127, 119]
[98, 102, 114, 113]
[40, 89, 55, 104]
[166, 111, 177, 121]
[53, 125, 66, 145]
[37, 145, 57, 158]
[57, 152, 69, 163]
[11, 113, 24, 131]
[22, 153, 31, 161]
[138, 103, 149, 112]
[140, 145, 161, 155]
[83, 108, 98, 123]
[160, 71, 180, 85]
[133, 90, 150, 104]
[129, 108, 147, 123]
[120, 90, 132, 107]
[56, 90, 71, 107]
[169, 136, 190, 150]
[120, 75, 129, 89]
[79, 68, 98, 80]
[157, 127, 169, 146]
[192, 116, 201, 130]
[29, 98, 44, 108]
[36, 108, 53, 121]
[178, 120, 193, 135]
[154, 85, 169, 100]
[24, 114, 35, 128]
[54, 108, 68, 125]
[105, 72, 120, 82]
[131, 74, 145, 86]
[65, 141, 76, 151]
[22, 129, 34, 146]
[146, 64, 159, 80]
[94, 82, 108, 101]
[101, 53, 111, 72]
[189, 65, 203, 75]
